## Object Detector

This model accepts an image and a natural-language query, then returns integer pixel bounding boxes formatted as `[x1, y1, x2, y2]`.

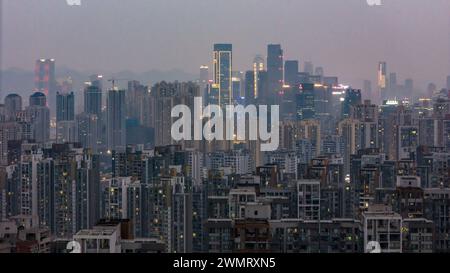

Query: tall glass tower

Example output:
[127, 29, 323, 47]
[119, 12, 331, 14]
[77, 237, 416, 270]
[267, 44, 283, 96]
[213, 44, 232, 107]
[56, 92, 75, 122]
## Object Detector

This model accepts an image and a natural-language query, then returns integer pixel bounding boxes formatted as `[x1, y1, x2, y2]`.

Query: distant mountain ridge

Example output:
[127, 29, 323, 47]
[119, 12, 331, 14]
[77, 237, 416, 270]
[0, 67, 197, 100]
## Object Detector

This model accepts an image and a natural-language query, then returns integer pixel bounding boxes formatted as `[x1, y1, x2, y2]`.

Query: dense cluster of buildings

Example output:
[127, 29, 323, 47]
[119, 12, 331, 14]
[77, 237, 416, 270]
[1, 44, 450, 253]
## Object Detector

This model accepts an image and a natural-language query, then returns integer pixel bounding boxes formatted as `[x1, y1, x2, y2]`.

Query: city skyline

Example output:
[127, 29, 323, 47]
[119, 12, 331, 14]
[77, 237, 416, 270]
[1, 0, 450, 90]
[2, 0, 450, 257]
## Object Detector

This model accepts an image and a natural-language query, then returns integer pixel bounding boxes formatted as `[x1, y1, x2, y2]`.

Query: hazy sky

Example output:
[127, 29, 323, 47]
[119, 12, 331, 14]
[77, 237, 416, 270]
[1, 0, 450, 89]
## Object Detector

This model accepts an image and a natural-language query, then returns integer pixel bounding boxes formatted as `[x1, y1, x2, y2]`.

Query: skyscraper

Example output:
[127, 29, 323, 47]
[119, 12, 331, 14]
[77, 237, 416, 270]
[27, 92, 50, 143]
[397, 125, 419, 160]
[338, 118, 360, 174]
[107, 89, 126, 151]
[56, 92, 76, 143]
[377, 62, 387, 102]
[152, 81, 199, 147]
[363, 80, 372, 101]
[213, 44, 233, 107]
[88, 74, 105, 105]
[56, 92, 75, 122]
[82, 82, 104, 150]
[29, 91, 47, 107]
[284, 60, 299, 87]
[0, 122, 23, 166]
[29, 144, 100, 237]
[296, 83, 315, 120]
[126, 80, 149, 124]
[245, 69, 268, 106]
[252, 55, 265, 100]
[389, 72, 397, 97]
[34, 59, 56, 115]
[199, 65, 209, 104]
[304, 61, 314, 75]
[4, 94, 22, 121]
[56, 120, 77, 144]
[77, 113, 99, 152]
[447, 76, 450, 90]
[267, 44, 283, 96]
[200, 65, 209, 85]
[342, 89, 362, 119]
[245, 71, 255, 105]
[84, 84, 102, 116]
[89, 74, 103, 90]
[405, 79, 414, 97]
[232, 71, 244, 102]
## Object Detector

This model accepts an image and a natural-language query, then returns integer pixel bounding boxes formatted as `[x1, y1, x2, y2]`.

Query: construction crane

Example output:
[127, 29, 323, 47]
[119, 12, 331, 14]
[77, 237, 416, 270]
[107, 78, 130, 90]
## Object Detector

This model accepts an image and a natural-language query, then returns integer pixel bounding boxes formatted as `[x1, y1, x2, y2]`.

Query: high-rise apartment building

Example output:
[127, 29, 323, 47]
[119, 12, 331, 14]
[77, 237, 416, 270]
[4, 94, 22, 121]
[107, 89, 126, 151]
[56, 92, 76, 144]
[26, 93, 50, 143]
[84, 85, 102, 116]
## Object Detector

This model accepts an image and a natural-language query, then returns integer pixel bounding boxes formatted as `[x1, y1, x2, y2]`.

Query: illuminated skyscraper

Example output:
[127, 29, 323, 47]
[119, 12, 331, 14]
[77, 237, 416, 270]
[296, 83, 315, 120]
[245, 69, 268, 105]
[267, 44, 283, 96]
[213, 44, 233, 107]
[377, 62, 387, 102]
[34, 59, 56, 114]
[253, 55, 265, 99]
